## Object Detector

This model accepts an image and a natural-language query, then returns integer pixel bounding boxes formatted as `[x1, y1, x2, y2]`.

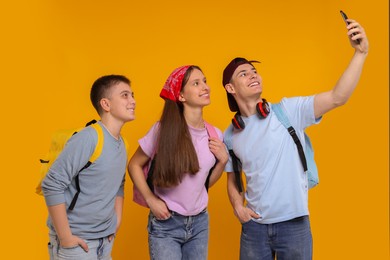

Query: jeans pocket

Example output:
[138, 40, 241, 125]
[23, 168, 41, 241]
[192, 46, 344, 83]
[154, 215, 172, 222]
[58, 244, 86, 259]
[60, 244, 80, 250]
[241, 219, 253, 225]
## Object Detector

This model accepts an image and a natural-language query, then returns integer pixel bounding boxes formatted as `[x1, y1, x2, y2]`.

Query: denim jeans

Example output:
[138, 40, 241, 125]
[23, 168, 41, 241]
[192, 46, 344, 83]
[148, 209, 209, 260]
[48, 233, 114, 260]
[240, 216, 312, 260]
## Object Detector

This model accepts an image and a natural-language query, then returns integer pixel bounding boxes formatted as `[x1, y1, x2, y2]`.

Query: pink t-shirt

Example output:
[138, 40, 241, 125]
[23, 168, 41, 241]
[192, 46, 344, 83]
[139, 122, 222, 216]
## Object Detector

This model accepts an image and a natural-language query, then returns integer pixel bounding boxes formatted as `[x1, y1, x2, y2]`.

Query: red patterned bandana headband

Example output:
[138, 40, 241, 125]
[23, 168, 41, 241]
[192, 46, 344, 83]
[160, 65, 191, 102]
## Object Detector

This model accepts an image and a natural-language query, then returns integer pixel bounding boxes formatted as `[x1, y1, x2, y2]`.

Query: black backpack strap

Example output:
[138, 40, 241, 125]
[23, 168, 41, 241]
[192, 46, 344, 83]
[67, 119, 100, 211]
[229, 150, 243, 193]
[272, 103, 308, 172]
[204, 122, 219, 192]
[146, 157, 156, 193]
[205, 164, 216, 192]
[68, 161, 92, 210]
[224, 125, 243, 192]
[85, 119, 97, 126]
[287, 127, 308, 172]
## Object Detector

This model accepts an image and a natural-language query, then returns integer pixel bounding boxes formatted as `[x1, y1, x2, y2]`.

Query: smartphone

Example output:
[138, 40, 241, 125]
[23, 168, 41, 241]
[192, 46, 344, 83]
[340, 10, 360, 43]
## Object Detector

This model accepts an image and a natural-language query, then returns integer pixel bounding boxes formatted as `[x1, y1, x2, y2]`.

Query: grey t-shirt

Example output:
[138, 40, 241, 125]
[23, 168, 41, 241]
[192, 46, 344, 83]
[42, 121, 127, 239]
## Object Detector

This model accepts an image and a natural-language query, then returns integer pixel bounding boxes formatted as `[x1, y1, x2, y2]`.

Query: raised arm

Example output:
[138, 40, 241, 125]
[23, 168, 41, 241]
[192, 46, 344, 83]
[314, 19, 369, 118]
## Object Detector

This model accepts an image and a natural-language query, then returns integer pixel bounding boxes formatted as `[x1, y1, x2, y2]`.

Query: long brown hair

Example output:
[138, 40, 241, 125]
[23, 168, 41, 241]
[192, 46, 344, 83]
[153, 66, 202, 187]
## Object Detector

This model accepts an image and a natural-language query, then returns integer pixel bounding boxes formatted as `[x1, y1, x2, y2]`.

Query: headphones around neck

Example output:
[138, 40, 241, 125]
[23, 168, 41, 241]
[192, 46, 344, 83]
[232, 98, 270, 130]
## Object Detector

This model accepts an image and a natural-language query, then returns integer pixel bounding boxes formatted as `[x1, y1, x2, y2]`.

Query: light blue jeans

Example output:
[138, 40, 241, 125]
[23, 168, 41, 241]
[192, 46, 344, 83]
[48, 233, 114, 260]
[148, 209, 209, 260]
[240, 216, 312, 260]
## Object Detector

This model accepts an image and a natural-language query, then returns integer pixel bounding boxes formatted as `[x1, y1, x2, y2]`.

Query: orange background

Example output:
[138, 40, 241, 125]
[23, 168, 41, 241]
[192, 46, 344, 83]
[0, 1, 388, 259]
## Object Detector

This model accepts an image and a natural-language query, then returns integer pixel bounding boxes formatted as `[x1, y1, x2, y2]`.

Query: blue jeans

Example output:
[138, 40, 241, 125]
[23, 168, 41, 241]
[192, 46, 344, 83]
[48, 233, 114, 260]
[240, 216, 312, 260]
[148, 209, 209, 260]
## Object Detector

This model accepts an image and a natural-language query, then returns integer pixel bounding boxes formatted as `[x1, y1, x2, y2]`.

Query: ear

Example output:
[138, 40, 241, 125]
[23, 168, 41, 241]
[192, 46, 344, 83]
[100, 98, 110, 112]
[225, 83, 235, 94]
[178, 93, 186, 102]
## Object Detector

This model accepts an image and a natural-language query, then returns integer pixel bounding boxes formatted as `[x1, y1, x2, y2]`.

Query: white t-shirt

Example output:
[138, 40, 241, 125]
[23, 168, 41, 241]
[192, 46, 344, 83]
[224, 96, 321, 224]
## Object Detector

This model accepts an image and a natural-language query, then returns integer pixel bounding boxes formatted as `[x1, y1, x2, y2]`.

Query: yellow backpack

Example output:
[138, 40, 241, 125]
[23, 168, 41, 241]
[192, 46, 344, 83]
[36, 120, 104, 209]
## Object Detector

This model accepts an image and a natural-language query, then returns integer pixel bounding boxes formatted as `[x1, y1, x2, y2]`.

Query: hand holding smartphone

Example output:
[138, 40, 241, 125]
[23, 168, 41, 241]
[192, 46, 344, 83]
[340, 10, 360, 44]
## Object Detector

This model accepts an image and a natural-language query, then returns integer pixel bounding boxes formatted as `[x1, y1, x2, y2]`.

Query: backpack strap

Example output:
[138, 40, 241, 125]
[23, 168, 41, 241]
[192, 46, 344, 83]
[272, 103, 308, 172]
[68, 121, 104, 211]
[89, 123, 104, 163]
[224, 124, 243, 193]
[145, 140, 158, 193]
[205, 122, 218, 138]
[146, 158, 156, 193]
[204, 122, 219, 191]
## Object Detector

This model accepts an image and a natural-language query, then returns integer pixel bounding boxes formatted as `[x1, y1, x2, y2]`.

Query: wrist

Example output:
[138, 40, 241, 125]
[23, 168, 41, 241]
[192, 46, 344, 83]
[58, 234, 73, 242]
[232, 198, 245, 209]
[56, 229, 72, 240]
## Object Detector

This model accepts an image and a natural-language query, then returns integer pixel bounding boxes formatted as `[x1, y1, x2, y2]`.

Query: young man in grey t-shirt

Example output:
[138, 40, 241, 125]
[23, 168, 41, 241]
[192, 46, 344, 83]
[42, 75, 136, 260]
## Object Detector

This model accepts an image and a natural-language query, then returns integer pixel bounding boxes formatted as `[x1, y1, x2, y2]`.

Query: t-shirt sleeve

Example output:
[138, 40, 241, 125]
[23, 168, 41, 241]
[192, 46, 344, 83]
[116, 175, 125, 197]
[279, 96, 322, 130]
[138, 122, 159, 157]
[41, 127, 97, 206]
[223, 124, 236, 173]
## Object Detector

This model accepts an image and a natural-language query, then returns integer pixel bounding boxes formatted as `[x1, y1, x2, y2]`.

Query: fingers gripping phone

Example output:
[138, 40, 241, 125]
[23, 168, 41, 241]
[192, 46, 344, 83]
[340, 10, 360, 44]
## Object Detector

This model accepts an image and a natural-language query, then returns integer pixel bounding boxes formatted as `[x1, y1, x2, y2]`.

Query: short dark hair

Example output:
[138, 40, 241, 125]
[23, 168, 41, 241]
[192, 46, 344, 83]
[90, 75, 131, 115]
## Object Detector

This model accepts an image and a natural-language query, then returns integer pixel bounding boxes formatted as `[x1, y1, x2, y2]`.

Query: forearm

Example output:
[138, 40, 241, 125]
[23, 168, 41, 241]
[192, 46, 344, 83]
[114, 196, 124, 232]
[128, 164, 157, 205]
[314, 52, 368, 118]
[48, 203, 72, 240]
[208, 160, 228, 187]
[331, 51, 368, 105]
[314, 21, 369, 118]
[227, 172, 245, 209]
[332, 18, 369, 106]
[208, 137, 229, 187]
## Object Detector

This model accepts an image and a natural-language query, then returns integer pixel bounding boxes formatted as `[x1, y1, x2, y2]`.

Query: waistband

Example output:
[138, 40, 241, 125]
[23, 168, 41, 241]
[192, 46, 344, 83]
[171, 207, 207, 217]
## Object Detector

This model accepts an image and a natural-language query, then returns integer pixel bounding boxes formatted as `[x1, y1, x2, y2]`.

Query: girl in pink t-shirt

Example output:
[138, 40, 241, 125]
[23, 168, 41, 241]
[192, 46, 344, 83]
[128, 65, 228, 260]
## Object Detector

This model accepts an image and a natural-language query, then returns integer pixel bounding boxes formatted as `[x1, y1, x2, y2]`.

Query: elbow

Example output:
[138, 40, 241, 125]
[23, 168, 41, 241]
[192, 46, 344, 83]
[127, 163, 132, 177]
[332, 92, 350, 107]
[333, 98, 348, 107]
[127, 162, 135, 178]
[127, 161, 142, 181]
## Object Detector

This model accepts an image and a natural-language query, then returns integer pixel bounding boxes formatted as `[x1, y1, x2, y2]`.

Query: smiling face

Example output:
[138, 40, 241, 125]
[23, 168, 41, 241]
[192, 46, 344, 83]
[102, 82, 136, 123]
[179, 68, 211, 108]
[231, 63, 262, 95]
[225, 63, 262, 103]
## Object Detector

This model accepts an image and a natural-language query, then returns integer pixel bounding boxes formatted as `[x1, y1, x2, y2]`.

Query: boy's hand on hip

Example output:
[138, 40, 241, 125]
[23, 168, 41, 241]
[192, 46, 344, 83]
[60, 235, 89, 252]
